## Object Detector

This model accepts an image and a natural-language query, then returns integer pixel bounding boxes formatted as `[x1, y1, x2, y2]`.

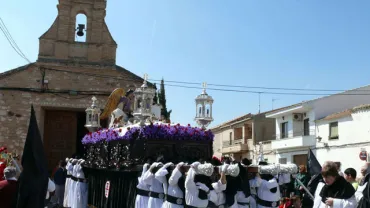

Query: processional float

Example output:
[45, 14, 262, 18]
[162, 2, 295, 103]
[81, 74, 302, 207]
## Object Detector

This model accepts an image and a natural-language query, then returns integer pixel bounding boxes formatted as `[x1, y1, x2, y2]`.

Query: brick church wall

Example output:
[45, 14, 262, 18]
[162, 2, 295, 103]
[0, 63, 146, 157]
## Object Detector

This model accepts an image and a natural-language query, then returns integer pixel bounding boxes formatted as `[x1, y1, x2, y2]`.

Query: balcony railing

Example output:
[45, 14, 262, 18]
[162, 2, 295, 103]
[275, 130, 316, 140]
[271, 130, 316, 150]
[223, 138, 244, 147]
[221, 138, 250, 153]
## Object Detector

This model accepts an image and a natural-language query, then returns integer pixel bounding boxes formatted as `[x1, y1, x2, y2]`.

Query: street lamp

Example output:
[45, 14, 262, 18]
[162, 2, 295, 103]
[194, 82, 214, 129]
[133, 74, 156, 126]
[85, 96, 101, 132]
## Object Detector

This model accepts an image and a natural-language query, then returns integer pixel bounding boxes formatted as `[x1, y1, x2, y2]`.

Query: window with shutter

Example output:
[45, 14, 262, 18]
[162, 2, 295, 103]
[329, 122, 339, 140]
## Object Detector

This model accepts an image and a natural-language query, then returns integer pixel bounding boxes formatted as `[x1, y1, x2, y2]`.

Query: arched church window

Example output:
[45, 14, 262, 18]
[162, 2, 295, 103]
[75, 14, 87, 42]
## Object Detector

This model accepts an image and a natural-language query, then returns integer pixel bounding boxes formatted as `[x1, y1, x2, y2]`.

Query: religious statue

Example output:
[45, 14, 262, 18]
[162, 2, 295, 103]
[100, 88, 135, 128]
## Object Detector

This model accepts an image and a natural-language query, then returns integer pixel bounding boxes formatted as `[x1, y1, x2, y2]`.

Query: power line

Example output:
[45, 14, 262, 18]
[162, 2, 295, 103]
[148, 78, 362, 92]
[46, 68, 370, 94]
[43, 68, 370, 96]
[0, 18, 367, 94]
[0, 17, 367, 94]
[0, 87, 112, 96]
[2, 71, 370, 96]
[159, 83, 370, 96]
[0, 17, 31, 63]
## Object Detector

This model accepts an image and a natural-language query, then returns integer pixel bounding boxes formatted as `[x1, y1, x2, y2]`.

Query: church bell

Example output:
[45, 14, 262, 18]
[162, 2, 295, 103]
[76, 24, 85, 36]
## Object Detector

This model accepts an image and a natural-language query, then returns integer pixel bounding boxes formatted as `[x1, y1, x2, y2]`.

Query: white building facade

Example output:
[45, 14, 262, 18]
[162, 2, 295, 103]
[315, 105, 370, 177]
[266, 85, 370, 167]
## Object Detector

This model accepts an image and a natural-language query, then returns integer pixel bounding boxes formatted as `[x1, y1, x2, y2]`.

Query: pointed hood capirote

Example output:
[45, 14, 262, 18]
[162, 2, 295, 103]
[15, 105, 49, 208]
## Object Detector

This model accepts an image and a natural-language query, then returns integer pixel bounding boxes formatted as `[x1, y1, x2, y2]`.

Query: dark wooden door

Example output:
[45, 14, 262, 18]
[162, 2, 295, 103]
[293, 154, 308, 167]
[44, 110, 77, 173]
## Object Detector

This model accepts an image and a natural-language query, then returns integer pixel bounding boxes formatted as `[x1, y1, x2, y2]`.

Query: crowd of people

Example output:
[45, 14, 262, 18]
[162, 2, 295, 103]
[0, 157, 88, 208]
[134, 157, 370, 208]
[1, 155, 370, 208]
[0, 166, 56, 208]
[47, 158, 88, 208]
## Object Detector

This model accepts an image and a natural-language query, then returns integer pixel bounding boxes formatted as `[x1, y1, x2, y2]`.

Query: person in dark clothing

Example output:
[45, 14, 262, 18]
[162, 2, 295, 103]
[0, 167, 18, 208]
[53, 160, 67, 206]
[294, 165, 310, 197]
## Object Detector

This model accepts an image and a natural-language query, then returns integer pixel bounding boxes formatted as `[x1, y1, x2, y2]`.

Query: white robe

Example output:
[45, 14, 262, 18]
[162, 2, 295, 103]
[162, 168, 184, 208]
[355, 182, 367, 203]
[45, 178, 56, 208]
[74, 164, 88, 208]
[250, 177, 280, 208]
[208, 180, 226, 206]
[68, 164, 78, 207]
[135, 164, 150, 208]
[229, 191, 257, 208]
[63, 162, 73, 207]
[313, 182, 357, 208]
[185, 167, 209, 207]
[277, 173, 291, 185]
[142, 168, 165, 208]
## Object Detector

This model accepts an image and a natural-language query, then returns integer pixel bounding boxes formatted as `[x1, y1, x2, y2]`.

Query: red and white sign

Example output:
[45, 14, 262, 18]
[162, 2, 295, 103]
[105, 181, 110, 198]
[359, 151, 367, 161]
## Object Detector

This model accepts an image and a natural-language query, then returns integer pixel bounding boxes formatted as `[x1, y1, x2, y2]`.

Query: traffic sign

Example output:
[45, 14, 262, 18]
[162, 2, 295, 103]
[359, 151, 367, 161]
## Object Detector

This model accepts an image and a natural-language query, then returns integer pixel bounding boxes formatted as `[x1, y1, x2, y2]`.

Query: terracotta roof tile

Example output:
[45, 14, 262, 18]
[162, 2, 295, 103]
[317, 109, 352, 121]
[211, 113, 253, 130]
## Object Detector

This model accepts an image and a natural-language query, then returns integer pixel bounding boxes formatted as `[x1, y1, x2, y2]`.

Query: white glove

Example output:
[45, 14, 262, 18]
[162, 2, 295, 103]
[150, 162, 158, 170]
[157, 162, 163, 167]
[177, 162, 185, 169]
[196, 182, 209, 192]
[191, 162, 200, 169]
[221, 164, 229, 173]
[143, 163, 149, 170]
[164, 162, 174, 168]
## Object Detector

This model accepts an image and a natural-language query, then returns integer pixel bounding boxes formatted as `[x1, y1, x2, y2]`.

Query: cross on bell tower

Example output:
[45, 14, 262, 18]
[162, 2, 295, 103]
[202, 82, 207, 94]
[38, 0, 117, 68]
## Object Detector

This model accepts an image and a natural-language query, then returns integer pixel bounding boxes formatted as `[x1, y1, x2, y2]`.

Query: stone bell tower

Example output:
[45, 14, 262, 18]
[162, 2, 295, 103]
[37, 0, 117, 68]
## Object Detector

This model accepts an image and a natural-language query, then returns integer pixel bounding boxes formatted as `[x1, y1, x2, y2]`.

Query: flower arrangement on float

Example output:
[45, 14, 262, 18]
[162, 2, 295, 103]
[81, 123, 214, 169]
[81, 123, 214, 145]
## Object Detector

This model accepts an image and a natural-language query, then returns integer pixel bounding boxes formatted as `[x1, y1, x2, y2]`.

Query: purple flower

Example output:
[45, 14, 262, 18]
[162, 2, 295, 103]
[81, 124, 214, 144]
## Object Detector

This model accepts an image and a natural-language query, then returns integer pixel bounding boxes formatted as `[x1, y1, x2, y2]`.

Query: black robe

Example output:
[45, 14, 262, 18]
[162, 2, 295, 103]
[224, 163, 251, 207]
[319, 176, 355, 203]
[14, 106, 49, 208]
[357, 174, 370, 208]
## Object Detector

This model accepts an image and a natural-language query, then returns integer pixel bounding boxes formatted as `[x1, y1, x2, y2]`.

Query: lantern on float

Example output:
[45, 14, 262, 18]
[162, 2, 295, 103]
[133, 74, 156, 126]
[194, 82, 214, 129]
[85, 96, 101, 132]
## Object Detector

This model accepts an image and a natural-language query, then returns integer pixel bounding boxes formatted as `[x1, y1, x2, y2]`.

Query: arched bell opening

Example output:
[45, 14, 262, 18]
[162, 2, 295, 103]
[75, 13, 87, 42]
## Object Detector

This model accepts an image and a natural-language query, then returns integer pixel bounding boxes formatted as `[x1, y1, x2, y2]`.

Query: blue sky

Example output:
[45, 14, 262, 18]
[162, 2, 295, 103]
[1, 0, 370, 127]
